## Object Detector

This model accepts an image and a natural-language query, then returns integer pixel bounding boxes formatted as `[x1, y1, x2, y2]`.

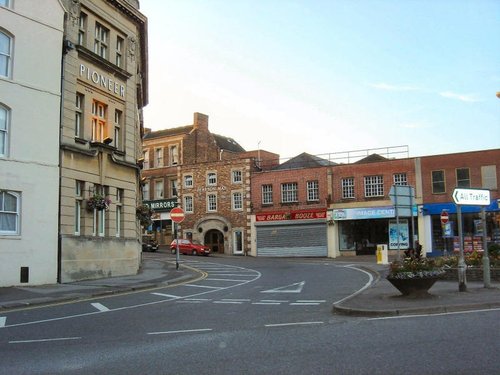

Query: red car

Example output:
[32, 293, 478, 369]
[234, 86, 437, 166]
[170, 239, 211, 256]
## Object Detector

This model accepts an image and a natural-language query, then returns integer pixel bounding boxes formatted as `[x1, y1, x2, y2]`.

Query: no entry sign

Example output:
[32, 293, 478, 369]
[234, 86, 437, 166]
[440, 210, 449, 224]
[170, 207, 185, 223]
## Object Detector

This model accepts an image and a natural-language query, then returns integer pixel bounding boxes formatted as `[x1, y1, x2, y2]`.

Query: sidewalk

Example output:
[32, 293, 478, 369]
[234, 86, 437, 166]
[1, 254, 499, 316]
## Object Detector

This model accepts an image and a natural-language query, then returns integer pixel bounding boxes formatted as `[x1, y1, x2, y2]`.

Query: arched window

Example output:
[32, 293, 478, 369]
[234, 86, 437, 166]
[0, 104, 8, 157]
[0, 191, 20, 235]
[0, 30, 12, 78]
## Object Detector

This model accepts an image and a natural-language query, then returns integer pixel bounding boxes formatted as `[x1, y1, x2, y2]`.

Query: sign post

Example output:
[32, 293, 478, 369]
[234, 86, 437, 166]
[389, 185, 416, 261]
[170, 207, 185, 270]
[452, 188, 491, 291]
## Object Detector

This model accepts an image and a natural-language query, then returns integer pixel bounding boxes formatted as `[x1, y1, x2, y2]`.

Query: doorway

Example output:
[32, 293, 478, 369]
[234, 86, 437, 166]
[205, 230, 224, 254]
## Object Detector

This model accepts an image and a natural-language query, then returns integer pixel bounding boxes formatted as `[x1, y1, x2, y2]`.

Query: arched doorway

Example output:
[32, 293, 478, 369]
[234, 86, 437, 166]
[205, 229, 224, 254]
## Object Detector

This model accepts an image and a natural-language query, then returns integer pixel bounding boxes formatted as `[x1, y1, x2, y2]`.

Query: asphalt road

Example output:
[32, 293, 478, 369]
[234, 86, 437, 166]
[0, 254, 498, 374]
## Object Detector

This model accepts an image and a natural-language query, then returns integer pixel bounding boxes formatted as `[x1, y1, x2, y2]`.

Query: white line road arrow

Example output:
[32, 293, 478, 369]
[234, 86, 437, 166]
[261, 281, 305, 293]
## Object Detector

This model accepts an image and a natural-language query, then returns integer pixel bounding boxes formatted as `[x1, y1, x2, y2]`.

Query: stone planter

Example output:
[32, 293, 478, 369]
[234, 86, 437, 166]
[387, 276, 440, 297]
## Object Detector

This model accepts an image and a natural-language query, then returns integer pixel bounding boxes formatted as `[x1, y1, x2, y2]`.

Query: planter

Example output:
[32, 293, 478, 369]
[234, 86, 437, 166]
[387, 276, 440, 297]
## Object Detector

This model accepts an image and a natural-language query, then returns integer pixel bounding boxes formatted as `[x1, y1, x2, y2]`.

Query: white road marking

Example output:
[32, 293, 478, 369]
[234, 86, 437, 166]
[148, 328, 212, 335]
[220, 299, 251, 302]
[0, 317, 6, 328]
[260, 299, 289, 303]
[9, 337, 81, 344]
[265, 321, 324, 327]
[252, 302, 281, 305]
[261, 281, 305, 294]
[206, 278, 249, 282]
[151, 293, 180, 299]
[213, 301, 243, 304]
[91, 303, 109, 312]
[185, 284, 222, 289]
[184, 298, 211, 301]
[296, 300, 326, 303]
[290, 302, 321, 306]
[332, 266, 374, 305]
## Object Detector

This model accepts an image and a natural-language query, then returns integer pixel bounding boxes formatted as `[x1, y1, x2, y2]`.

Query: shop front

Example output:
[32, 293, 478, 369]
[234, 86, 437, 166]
[254, 209, 327, 257]
[143, 198, 178, 245]
[331, 206, 418, 256]
[422, 200, 500, 256]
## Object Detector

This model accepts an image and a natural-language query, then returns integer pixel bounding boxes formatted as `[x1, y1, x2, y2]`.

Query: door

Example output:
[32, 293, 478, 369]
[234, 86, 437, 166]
[205, 230, 224, 253]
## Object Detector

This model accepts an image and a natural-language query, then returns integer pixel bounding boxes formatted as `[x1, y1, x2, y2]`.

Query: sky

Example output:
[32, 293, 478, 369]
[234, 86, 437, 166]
[140, 0, 500, 161]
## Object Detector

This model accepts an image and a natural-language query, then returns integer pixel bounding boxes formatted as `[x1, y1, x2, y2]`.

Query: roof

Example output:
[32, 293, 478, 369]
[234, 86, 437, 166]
[273, 152, 335, 170]
[355, 153, 388, 164]
[143, 125, 193, 140]
[213, 134, 246, 153]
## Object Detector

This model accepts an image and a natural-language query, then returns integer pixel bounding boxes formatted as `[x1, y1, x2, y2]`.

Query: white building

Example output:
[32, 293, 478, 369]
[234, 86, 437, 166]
[0, 1, 65, 286]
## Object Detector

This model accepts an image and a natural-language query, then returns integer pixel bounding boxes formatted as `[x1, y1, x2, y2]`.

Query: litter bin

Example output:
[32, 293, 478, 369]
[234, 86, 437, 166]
[376, 244, 388, 265]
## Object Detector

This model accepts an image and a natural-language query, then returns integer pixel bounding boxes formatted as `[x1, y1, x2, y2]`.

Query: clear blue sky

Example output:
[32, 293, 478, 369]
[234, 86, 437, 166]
[141, 0, 500, 159]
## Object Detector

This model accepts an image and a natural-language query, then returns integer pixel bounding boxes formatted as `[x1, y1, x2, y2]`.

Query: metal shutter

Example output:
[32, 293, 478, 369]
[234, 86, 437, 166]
[256, 223, 327, 257]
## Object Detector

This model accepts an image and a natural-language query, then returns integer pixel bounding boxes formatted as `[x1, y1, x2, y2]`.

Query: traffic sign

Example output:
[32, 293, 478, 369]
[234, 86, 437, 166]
[170, 207, 185, 223]
[452, 188, 490, 206]
[440, 210, 449, 224]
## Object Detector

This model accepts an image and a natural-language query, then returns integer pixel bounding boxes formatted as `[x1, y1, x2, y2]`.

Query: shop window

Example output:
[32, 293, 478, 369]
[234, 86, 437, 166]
[456, 168, 470, 188]
[0, 0, 11, 8]
[307, 180, 319, 202]
[393, 173, 408, 186]
[233, 230, 243, 253]
[481, 165, 497, 190]
[0, 30, 12, 78]
[232, 191, 243, 210]
[281, 183, 298, 203]
[1, 190, 20, 235]
[184, 195, 193, 213]
[364, 176, 384, 197]
[0, 104, 9, 157]
[342, 178, 355, 199]
[432, 170, 445, 194]
[262, 184, 273, 205]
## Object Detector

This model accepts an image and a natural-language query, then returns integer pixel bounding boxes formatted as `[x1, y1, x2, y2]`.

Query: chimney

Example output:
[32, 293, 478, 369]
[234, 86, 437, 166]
[193, 112, 209, 130]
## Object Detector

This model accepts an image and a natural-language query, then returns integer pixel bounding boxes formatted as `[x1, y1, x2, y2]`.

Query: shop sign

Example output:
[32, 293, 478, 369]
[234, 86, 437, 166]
[333, 206, 395, 220]
[143, 198, 177, 212]
[255, 209, 327, 222]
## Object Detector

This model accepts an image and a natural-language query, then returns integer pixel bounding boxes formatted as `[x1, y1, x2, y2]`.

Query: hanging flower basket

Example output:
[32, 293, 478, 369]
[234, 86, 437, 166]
[86, 194, 111, 211]
[136, 204, 154, 227]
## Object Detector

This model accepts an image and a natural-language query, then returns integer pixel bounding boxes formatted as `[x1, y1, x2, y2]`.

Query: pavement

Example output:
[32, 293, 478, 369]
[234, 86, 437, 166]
[1, 251, 499, 316]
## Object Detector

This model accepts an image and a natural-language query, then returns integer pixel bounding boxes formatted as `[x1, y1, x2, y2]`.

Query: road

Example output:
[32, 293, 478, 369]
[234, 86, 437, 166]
[0, 253, 498, 374]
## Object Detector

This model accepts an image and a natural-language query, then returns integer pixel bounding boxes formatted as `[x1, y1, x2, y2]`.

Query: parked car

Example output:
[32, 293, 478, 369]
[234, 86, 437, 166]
[170, 239, 211, 256]
[142, 235, 159, 252]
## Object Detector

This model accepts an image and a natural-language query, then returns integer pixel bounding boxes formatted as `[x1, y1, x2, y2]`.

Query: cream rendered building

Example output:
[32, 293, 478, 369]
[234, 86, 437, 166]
[0, 1, 65, 286]
[58, 0, 148, 282]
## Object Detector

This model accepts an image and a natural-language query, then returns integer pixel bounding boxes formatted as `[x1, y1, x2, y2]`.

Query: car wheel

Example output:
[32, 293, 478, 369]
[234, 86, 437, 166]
[192, 249, 197, 256]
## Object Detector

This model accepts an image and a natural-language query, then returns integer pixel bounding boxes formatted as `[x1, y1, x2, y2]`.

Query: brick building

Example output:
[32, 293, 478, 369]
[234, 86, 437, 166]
[142, 112, 278, 254]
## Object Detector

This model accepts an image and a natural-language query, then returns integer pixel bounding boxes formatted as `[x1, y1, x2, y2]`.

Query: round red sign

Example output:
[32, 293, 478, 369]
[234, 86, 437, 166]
[170, 207, 185, 223]
[440, 210, 449, 224]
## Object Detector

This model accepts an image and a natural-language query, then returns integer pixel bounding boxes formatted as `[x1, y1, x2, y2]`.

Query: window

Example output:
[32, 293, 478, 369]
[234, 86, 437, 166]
[232, 170, 242, 184]
[75, 181, 84, 235]
[456, 168, 470, 188]
[0, 190, 20, 235]
[431, 170, 445, 194]
[393, 173, 408, 186]
[154, 180, 164, 199]
[116, 36, 124, 68]
[184, 174, 193, 188]
[92, 185, 107, 237]
[75, 93, 84, 138]
[0, 31, 12, 78]
[155, 148, 163, 167]
[169, 145, 179, 165]
[281, 183, 298, 203]
[114, 110, 122, 149]
[342, 178, 354, 199]
[0, 0, 11, 7]
[184, 195, 193, 213]
[364, 176, 384, 197]
[307, 180, 319, 202]
[481, 165, 497, 190]
[262, 184, 273, 205]
[78, 13, 87, 45]
[91, 100, 107, 142]
[0, 104, 9, 157]
[207, 193, 217, 212]
[143, 150, 149, 169]
[142, 182, 150, 200]
[94, 22, 108, 59]
[207, 172, 217, 186]
[115, 188, 123, 238]
[232, 191, 243, 210]
[233, 230, 243, 254]
[170, 179, 177, 198]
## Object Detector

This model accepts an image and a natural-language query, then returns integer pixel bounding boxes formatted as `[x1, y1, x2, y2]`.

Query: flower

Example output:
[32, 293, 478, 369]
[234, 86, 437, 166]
[388, 257, 445, 280]
[136, 204, 154, 227]
[87, 194, 111, 211]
